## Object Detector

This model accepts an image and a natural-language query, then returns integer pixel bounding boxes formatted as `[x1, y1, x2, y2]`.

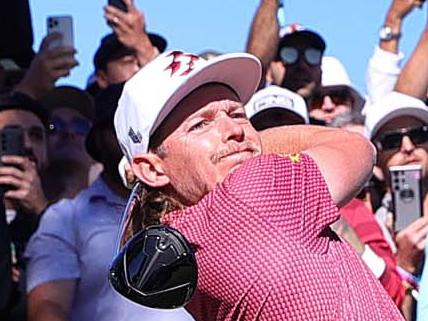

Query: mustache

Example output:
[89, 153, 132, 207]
[211, 141, 260, 165]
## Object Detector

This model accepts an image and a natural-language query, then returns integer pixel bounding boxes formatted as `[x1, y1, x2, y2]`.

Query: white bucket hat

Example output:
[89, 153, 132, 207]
[114, 50, 261, 162]
[321, 56, 365, 111]
[364, 91, 428, 139]
[245, 85, 309, 124]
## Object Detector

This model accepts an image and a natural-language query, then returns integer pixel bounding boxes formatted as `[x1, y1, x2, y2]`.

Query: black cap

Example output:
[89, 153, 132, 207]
[85, 82, 125, 162]
[41, 86, 95, 121]
[0, 92, 49, 128]
[278, 24, 326, 52]
[93, 33, 167, 71]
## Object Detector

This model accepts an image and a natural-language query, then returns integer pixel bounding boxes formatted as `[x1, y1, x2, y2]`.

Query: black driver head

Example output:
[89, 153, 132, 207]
[109, 224, 198, 309]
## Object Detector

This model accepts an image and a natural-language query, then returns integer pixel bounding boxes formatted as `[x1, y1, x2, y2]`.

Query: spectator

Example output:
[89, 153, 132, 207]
[309, 56, 365, 125]
[365, 91, 428, 319]
[419, 244, 428, 320]
[13, 33, 78, 101]
[92, 0, 166, 91]
[245, 85, 308, 130]
[366, 0, 423, 104]
[25, 83, 194, 321]
[113, 50, 403, 320]
[0, 197, 12, 319]
[0, 92, 49, 321]
[0, 0, 34, 69]
[247, 0, 325, 101]
[41, 86, 98, 203]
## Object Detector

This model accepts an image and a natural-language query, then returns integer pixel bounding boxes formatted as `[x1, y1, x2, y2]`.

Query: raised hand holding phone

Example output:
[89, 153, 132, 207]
[104, 0, 157, 66]
[47, 16, 74, 49]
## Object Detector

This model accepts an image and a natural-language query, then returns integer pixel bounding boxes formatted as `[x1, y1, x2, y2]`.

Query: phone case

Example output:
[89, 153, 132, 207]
[47, 16, 74, 48]
[0, 126, 25, 157]
[108, 0, 128, 12]
[389, 164, 423, 231]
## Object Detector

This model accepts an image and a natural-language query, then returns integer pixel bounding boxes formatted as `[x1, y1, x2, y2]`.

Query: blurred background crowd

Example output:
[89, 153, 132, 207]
[1, 0, 428, 321]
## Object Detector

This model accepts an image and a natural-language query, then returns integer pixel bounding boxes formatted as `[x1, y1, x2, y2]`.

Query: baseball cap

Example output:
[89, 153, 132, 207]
[278, 23, 326, 52]
[321, 56, 365, 111]
[114, 50, 261, 162]
[245, 85, 308, 124]
[41, 86, 95, 121]
[93, 32, 167, 71]
[365, 91, 428, 139]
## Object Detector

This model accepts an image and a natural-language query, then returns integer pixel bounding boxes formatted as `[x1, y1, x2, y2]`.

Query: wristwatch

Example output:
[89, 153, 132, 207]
[379, 26, 401, 41]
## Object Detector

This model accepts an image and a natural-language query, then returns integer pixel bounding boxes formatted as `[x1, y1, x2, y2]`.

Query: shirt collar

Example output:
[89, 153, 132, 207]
[87, 176, 127, 206]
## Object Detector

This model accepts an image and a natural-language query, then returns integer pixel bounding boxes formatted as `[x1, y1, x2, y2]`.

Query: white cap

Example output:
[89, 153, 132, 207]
[245, 85, 309, 124]
[114, 50, 261, 162]
[321, 56, 352, 87]
[365, 91, 428, 139]
[321, 56, 365, 111]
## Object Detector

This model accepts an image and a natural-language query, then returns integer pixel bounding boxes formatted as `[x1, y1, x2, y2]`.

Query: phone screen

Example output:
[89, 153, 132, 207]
[108, 0, 128, 12]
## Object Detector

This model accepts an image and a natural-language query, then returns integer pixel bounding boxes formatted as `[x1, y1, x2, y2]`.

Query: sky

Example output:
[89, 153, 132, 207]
[29, 0, 427, 94]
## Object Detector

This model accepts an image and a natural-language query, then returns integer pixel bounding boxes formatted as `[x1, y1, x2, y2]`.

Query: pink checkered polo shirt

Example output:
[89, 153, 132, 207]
[162, 154, 404, 321]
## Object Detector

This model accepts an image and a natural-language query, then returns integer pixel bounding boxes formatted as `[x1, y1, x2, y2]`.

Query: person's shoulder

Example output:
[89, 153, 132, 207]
[42, 182, 101, 222]
[229, 153, 314, 178]
[222, 153, 316, 193]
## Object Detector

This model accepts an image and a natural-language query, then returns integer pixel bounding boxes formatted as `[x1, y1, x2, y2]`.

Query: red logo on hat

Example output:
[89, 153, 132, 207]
[165, 51, 200, 76]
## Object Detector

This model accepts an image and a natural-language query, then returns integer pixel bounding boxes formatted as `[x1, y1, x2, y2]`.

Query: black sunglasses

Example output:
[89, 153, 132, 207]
[310, 87, 354, 110]
[279, 46, 322, 66]
[48, 116, 91, 136]
[374, 125, 428, 151]
[109, 183, 198, 309]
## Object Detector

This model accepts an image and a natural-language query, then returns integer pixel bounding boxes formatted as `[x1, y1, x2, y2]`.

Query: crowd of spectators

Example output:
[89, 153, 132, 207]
[1, 0, 428, 320]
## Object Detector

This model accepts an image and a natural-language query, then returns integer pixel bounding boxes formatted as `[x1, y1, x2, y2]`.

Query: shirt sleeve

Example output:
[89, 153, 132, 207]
[224, 154, 338, 242]
[24, 200, 80, 293]
[417, 247, 428, 321]
[365, 45, 404, 106]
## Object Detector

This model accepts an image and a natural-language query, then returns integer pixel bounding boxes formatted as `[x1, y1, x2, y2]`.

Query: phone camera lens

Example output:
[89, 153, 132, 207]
[399, 188, 414, 203]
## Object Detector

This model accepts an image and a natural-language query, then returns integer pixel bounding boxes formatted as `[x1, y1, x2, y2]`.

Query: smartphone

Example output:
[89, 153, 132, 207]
[0, 126, 25, 157]
[108, 0, 128, 12]
[389, 164, 423, 231]
[47, 15, 74, 49]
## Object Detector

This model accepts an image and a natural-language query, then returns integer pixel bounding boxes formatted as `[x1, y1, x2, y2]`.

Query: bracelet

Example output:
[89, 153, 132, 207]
[396, 266, 419, 290]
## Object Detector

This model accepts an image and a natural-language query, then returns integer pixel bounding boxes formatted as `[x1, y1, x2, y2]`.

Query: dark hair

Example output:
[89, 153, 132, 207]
[93, 33, 167, 72]
[0, 92, 49, 127]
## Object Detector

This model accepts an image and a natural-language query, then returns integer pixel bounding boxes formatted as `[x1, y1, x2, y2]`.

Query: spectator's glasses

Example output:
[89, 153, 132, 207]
[279, 47, 322, 66]
[48, 116, 91, 136]
[310, 87, 354, 110]
[109, 183, 198, 309]
[374, 125, 428, 151]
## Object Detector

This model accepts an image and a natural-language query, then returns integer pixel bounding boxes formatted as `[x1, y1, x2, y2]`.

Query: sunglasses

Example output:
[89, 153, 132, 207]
[109, 183, 198, 309]
[310, 87, 354, 110]
[48, 116, 91, 136]
[374, 125, 428, 151]
[279, 46, 322, 66]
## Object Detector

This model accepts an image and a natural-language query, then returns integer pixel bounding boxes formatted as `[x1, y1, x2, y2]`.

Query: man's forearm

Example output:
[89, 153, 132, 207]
[394, 26, 428, 100]
[246, 0, 280, 85]
[260, 125, 376, 207]
[260, 125, 368, 155]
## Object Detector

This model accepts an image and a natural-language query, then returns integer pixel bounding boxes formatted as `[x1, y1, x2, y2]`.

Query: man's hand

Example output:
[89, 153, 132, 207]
[14, 33, 78, 100]
[395, 216, 428, 274]
[104, 0, 157, 66]
[0, 156, 48, 215]
[386, 0, 423, 22]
